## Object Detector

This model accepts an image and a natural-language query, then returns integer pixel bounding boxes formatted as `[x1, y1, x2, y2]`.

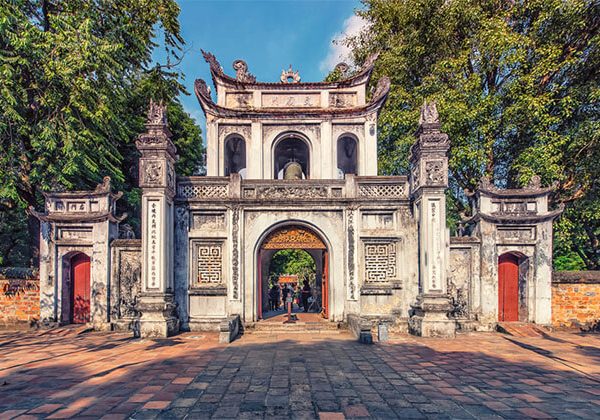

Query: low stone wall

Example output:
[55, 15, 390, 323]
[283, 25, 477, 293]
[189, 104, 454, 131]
[552, 271, 600, 331]
[0, 268, 40, 329]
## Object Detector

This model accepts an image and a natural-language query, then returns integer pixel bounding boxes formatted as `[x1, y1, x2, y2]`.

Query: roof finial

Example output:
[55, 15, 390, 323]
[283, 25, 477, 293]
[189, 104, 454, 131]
[280, 65, 301, 83]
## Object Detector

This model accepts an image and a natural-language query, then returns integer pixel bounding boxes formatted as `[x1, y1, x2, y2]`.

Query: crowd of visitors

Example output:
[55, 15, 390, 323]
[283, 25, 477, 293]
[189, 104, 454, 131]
[268, 280, 316, 312]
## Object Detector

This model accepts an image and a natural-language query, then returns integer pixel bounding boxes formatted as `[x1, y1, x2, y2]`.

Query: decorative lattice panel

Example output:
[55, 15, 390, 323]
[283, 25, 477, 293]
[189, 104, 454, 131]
[364, 242, 397, 283]
[358, 184, 407, 199]
[178, 184, 228, 199]
[196, 243, 222, 285]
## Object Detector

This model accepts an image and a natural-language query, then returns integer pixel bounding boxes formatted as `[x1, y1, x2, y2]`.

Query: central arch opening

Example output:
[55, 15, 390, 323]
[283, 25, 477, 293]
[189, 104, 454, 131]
[257, 225, 329, 321]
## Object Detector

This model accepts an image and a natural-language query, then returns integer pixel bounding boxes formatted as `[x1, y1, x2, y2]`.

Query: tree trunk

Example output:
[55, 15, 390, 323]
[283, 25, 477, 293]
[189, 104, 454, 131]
[27, 213, 40, 268]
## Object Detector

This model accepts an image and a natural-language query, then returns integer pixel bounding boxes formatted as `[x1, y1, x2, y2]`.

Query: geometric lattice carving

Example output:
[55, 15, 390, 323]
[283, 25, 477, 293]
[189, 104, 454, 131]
[178, 184, 229, 199]
[196, 243, 223, 285]
[364, 241, 397, 283]
[358, 183, 407, 199]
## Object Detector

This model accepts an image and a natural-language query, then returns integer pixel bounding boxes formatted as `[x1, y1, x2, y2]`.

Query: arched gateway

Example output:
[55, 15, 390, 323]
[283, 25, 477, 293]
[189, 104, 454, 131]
[257, 225, 329, 319]
[35, 51, 563, 339]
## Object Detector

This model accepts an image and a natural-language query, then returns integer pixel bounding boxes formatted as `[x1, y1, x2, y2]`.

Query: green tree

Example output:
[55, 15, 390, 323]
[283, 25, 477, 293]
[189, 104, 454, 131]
[342, 0, 599, 269]
[0, 0, 204, 266]
[269, 250, 316, 285]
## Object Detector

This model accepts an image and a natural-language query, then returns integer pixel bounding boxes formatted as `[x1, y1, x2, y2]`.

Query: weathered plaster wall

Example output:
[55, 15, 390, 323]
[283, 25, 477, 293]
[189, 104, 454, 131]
[552, 271, 600, 330]
[0, 268, 40, 329]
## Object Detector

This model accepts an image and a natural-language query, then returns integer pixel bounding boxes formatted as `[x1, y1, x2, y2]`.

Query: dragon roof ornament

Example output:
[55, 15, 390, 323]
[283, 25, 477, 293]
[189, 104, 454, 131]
[233, 59, 256, 83]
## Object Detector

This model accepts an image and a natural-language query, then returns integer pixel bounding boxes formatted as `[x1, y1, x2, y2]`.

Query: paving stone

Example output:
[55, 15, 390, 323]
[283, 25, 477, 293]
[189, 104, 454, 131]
[1, 330, 599, 419]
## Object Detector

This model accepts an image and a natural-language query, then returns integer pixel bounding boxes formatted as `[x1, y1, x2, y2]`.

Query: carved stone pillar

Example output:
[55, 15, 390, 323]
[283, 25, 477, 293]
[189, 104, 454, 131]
[136, 100, 179, 337]
[408, 101, 455, 337]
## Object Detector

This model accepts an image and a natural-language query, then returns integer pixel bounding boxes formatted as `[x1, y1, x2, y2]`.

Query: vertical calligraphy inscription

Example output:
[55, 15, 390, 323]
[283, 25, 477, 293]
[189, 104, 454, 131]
[147, 199, 161, 290]
[231, 207, 240, 299]
[347, 210, 356, 299]
[429, 199, 440, 291]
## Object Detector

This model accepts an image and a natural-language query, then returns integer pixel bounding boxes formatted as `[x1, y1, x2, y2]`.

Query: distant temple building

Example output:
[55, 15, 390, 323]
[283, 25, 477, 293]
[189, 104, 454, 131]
[33, 51, 563, 339]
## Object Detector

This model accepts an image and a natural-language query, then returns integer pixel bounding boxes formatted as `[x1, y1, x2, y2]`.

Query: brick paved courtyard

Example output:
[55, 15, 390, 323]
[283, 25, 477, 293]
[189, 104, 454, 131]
[0, 328, 599, 419]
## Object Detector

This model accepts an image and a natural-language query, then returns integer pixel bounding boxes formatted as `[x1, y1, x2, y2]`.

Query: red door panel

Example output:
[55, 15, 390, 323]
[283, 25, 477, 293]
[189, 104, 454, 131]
[71, 254, 91, 324]
[498, 254, 519, 322]
[322, 251, 329, 319]
[258, 250, 263, 320]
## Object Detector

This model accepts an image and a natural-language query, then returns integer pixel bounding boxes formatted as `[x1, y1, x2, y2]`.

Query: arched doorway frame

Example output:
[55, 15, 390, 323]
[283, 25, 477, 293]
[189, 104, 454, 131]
[497, 250, 530, 322]
[253, 220, 332, 321]
[271, 131, 313, 179]
[59, 249, 92, 324]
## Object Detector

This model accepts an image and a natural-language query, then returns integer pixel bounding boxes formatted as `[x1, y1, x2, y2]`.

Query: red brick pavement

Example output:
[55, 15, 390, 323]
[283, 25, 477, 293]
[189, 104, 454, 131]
[0, 328, 599, 419]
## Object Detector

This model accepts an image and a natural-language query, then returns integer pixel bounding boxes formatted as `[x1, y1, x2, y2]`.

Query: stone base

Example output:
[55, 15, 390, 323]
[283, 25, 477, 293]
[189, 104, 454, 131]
[409, 294, 456, 338]
[138, 293, 179, 338]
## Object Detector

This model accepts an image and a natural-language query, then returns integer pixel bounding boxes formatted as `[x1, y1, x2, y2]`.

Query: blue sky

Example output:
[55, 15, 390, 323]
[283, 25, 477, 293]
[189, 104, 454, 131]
[155, 0, 364, 132]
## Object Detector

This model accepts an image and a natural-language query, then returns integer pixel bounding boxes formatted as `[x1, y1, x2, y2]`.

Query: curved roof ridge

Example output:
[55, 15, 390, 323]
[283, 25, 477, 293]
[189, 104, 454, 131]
[200, 49, 379, 89]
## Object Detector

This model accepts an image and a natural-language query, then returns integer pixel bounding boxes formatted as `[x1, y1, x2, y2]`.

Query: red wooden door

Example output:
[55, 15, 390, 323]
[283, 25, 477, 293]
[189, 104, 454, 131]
[322, 251, 329, 318]
[71, 254, 91, 324]
[258, 250, 263, 320]
[498, 254, 519, 322]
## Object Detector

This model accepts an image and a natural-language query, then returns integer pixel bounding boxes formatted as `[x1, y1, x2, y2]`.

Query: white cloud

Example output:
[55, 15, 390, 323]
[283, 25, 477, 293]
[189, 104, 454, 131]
[320, 14, 367, 73]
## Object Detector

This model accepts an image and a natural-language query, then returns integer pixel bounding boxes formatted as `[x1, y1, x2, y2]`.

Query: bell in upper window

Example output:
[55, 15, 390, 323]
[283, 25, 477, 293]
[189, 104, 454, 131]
[283, 161, 304, 180]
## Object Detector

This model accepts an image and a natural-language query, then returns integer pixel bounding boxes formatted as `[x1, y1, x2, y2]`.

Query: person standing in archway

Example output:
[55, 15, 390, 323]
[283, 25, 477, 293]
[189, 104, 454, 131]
[301, 280, 312, 312]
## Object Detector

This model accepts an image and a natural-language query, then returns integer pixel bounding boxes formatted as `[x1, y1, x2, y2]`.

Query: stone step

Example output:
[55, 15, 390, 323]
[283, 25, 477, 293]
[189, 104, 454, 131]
[244, 321, 345, 334]
[497, 322, 548, 337]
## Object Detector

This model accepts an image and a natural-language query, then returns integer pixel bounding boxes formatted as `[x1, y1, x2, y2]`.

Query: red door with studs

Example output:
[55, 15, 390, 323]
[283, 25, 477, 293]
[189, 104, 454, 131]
[498, 254, 519, 322]
[71, 254, 91, 324]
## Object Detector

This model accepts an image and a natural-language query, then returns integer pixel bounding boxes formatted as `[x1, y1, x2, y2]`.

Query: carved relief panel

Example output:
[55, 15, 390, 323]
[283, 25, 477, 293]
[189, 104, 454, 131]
[191, 212, 226, 231]
[425, 160, 446, 186]
[448, 248, 471, 318]
[329, 92, 357, 108]
[117, 249, 141, 318]
[225, 92, 253, 108]
[141, 160, 164, 186]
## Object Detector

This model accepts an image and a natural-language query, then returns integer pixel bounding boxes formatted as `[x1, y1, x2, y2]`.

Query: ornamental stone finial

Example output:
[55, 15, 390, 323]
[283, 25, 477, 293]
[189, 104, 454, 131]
[147, 99, 167, 126]
[419, 100, 439, 125]
[94, 176, 112, 193]
[528, 175, 542, 189]
[280, 65, 301, 83]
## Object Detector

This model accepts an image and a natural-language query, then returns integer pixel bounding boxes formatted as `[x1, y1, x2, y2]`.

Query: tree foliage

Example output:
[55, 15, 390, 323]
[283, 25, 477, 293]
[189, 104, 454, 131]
[343, 0, 599, 269]
[0, 0, 204, 266]
[268, 250, 316, 285]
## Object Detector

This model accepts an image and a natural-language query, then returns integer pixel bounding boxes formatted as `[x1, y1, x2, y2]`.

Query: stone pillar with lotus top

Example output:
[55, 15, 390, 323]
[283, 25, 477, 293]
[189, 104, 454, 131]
[136, 100, 179, 337]
[408, 101, 456, 337]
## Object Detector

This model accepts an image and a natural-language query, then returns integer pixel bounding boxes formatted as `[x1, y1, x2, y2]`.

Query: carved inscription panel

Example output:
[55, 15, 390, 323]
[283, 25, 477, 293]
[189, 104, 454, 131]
[262, 93, 320, 108]
[57, 227, 92, 240]
[497, 226, 536, 241]
[363, 241, 397, 283]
